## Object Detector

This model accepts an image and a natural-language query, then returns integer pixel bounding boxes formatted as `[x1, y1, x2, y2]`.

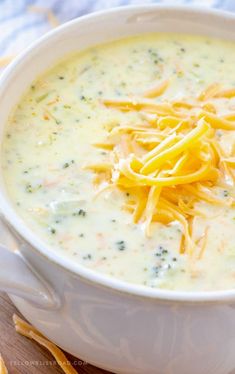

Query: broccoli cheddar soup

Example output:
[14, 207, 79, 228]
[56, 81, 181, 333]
[3, 33, 235, 291]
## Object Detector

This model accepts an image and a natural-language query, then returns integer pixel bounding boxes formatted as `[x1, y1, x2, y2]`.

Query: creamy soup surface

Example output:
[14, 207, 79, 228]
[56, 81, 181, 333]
[3, 33, 235, 291]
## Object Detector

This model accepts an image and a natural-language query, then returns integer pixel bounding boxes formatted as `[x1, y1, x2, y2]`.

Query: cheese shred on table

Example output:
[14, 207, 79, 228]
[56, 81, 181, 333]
[13, 314, 78, 374]
[0, 355, 8, 374]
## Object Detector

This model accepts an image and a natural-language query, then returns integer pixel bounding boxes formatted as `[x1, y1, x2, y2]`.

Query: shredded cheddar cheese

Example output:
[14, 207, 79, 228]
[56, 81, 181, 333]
[86, 82, 235, 255]
[198, 83, 221, 101]
[197, 227, 209, 260]
[13, 315, 78, 374]
[143, 79, 169, 98]
[0, 355, 8, 374]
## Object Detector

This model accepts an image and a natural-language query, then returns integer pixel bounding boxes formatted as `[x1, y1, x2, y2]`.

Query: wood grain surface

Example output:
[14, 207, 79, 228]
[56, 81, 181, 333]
[0, 293, 111, 374]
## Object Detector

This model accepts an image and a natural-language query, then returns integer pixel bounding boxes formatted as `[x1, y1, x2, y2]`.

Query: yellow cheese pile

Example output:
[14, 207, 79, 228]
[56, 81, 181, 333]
[86, 81, 235, 255]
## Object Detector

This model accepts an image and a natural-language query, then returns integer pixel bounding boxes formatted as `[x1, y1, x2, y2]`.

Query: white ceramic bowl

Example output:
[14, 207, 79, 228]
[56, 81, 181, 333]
[0, 5, 235, 374]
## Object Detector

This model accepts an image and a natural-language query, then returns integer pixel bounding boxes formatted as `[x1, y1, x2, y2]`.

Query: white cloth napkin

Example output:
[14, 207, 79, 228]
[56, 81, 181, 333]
[0, 0, 233, 61]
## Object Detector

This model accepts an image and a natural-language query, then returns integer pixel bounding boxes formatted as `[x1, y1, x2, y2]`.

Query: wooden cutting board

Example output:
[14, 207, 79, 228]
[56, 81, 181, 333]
[0, 293, 111, 374]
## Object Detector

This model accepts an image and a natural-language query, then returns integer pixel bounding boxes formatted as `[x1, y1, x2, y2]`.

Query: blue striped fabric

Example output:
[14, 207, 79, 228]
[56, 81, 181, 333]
[0, 0, 234, 61]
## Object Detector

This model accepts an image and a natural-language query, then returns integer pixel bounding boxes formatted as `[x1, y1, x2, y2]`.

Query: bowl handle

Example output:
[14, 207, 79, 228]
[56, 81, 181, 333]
[0, 244, 60, 310]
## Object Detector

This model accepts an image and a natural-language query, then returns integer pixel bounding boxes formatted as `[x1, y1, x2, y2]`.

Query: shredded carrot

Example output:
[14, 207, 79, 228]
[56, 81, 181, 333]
[13, 315, 78, 374]
[87, 82, 235, 255]
[218, 239, 226, 253]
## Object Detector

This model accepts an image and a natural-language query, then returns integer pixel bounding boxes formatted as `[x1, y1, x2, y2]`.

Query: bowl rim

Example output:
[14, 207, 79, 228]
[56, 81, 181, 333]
[1, 3, 235, 303]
